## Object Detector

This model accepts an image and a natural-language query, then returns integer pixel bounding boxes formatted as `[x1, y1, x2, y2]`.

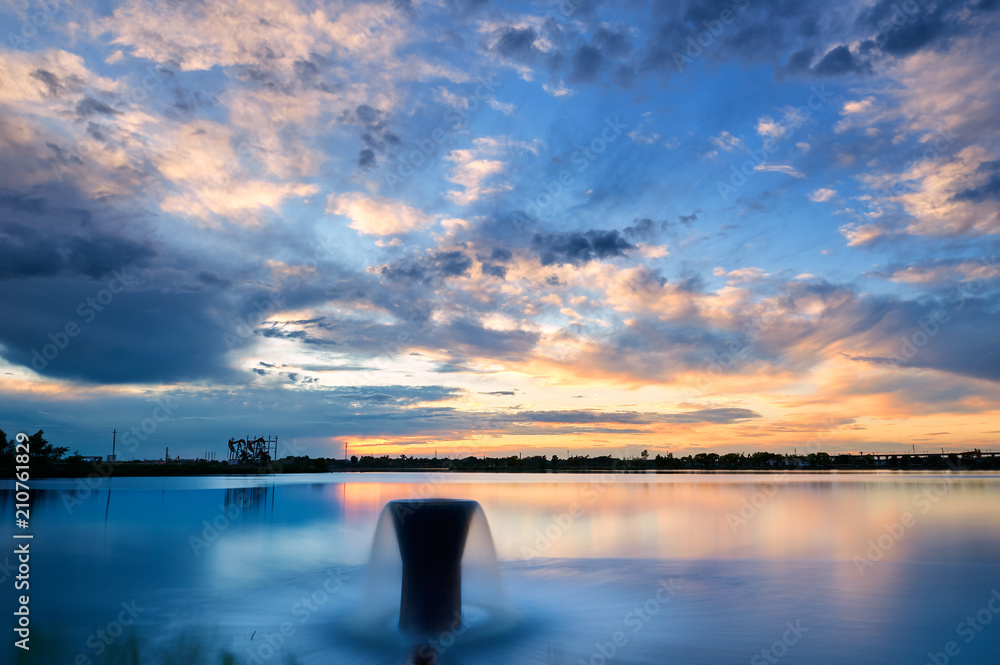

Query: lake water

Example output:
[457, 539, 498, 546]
[4, 472, 1000, 664]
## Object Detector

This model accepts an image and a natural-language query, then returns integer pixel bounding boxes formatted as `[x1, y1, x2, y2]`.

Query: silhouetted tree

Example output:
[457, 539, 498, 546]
[0, 429, 67, 468]
[0, 429, 10, 466]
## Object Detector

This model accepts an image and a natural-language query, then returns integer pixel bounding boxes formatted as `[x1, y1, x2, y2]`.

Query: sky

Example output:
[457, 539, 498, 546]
[1, 0, 999, 460]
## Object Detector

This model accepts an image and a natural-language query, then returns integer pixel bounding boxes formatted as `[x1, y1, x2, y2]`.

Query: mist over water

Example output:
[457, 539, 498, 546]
[3, 473, 1000, 664]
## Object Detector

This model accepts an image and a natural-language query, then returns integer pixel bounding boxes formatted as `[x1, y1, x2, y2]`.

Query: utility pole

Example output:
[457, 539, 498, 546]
[111, 428, 116, 461]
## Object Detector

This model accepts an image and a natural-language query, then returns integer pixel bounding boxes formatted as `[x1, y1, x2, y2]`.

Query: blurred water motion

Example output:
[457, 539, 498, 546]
[3, 472, 999, 664]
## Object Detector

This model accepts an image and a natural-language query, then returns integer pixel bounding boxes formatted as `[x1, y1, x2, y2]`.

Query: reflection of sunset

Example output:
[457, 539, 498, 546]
[335, 475, 1000, 562]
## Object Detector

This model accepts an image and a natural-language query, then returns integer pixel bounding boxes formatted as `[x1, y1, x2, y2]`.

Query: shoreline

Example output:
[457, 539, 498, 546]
[12, 459, 999, 479]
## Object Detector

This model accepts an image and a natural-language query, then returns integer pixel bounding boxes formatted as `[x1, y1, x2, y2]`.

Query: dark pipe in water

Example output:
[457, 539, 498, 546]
[389, 499, 478, 634]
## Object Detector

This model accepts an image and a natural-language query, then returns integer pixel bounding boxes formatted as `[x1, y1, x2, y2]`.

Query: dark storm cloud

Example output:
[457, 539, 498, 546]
[45, 142, 84, 172]
[432, 360, 478, 373]
[952, 161, 1000, 203]
[0, 193, 46, 214]
[480, 262, 507, 279]
[785, 47, 816, 74]
[658, 407, 760, 424]
[490, 247, 512, 261]
[30, 68, 61, 96]
[592, 25, 632, 58]
[507, 410, 651, 424]
[196, 270, 230, 287]
[539, 272, 1000, 386]
[341, 103, 401, 170]
[0, 184, 385, 385]
[855, 0, 961, 56]
[741, 280, 1000, 384]
[358, 148, 377, 169]
[779, 0, 999, 78]
[642, 0, 817, 73]
[440, 318, 539, 355]
[503, 407, 760, 425]
[0, 202, 156, 281]
[0, 278, 237, 383]
[585, 316, 730, 382]
[475, 246, 512, 279]
[75, 96, 120, 117]
[291, 52, 339, 94]
[622, 217, 669, 241]
[845, 294, 1000, 383]
[637, 0, 998, 83]
[491, 26, 542, 62]
[377, 250, 473, 283]
[3, 245, 396, 384]
[85, 122, 106, 141]
[811, 45, 869, 76]
[167, 86, 214, 117]
[569, 44, 602, 82]
[532, 229, 634, 265]
[293, 58, 320, 80]
[327, 385, 463, 405]
[247, 280, 538, 364]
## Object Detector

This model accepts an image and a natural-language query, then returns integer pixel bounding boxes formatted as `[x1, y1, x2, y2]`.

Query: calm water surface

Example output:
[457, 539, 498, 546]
[3, 472, 1000, 664]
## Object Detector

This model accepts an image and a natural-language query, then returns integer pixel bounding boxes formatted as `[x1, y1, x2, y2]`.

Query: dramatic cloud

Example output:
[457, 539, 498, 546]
[532, 230, 634, 266]
[1, 0, 998, 457]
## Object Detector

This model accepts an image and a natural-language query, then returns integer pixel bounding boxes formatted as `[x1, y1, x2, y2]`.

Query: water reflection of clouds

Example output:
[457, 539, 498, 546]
[7, 474, 1000, 664]
[327, 475, 1000, 563]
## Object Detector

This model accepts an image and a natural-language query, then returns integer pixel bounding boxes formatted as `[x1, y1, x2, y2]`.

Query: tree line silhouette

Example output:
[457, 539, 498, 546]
[3, 431, 995, 477]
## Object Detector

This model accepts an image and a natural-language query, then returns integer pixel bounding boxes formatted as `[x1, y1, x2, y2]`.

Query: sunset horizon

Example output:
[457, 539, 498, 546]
[2, 0, 999, 460]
